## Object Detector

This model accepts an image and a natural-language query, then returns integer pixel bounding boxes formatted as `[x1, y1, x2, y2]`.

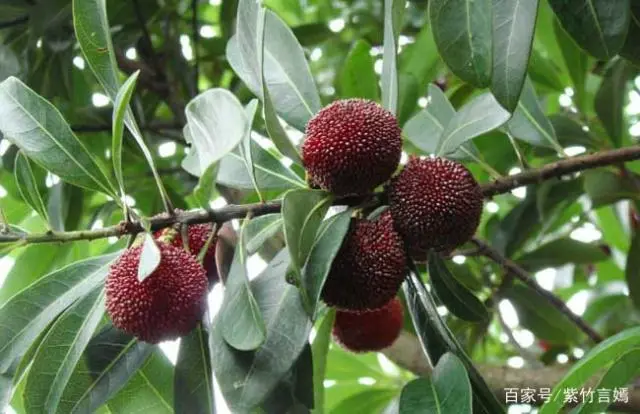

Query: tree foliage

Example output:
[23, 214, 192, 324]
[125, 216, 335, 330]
[1, 0, 640, 413]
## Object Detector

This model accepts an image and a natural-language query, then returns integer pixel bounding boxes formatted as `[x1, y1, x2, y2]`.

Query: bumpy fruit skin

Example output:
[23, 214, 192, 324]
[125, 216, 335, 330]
[321, 211, 407, 311]
[106, 243, 208, 343]
[387, 156, 483, 259]
[333, 297, 403, 352]
[302, 99, 402, 195]
[156, 224, 218, 282]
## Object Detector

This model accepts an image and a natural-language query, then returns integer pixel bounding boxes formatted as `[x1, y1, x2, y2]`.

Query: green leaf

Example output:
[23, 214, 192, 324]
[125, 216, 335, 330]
[57, 326, 153, 414]
[106, 349, 173, 414]
[0, 252, 119, 373]
[595, 60, 631, 147]
[539, 326, 640, 414]
[73, 0, 171, 209]
[428, 251, 489, 323]
[584, 169, 640, 207]
[338, 40, 379, 101]
[330, 388, 398, 414]
[301, 210, 352, 318]
[381, 0, 405, 114]
[220, 219, 266, 351]
[548, 0, 630, 60]
[239, 99, 261, 200]
[503, 284, 582, 343]
[220, 220, 266, 351]
[282, 189, 332, 285]
[211, 250, 313, 412]
[620, 3, 640, 65]
[491, 0, 539, 111]
[14, 151, 49, 225]
[23, 288, 105, 413]
[554, 18, 589, 110]
[245, 214, 284, 255]
[626, 232, 640, 311]
[174, 324, 214, 414]
[227, 0, 321, 132]
[182, 89, 249, 177]
[0, 77, 117, 197]
[398, 24, 441, 94]
[112, 71, 140, 203]
[217, 142, 306, 190]
[507, 78, 563, 151]
[549, 115, 601, 149]
[262, 344, 314, 412]
[403, 270, 504, 414]
[138, 233, 161, 282]
[312, 309, 335, 414]
[573, 347, 640, 413]
[436, 93, 510, 156]
[429, 0, 493, 87]
[517, 238, 609, 272]
[399, 353, 472, 414]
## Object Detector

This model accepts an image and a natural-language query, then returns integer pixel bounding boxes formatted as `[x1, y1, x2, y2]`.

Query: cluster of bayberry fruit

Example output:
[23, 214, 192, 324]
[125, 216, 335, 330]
[104, 98, 484, 352]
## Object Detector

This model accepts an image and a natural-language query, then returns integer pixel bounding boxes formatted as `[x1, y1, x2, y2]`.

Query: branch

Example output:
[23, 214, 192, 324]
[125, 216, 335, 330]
[383, 332, 640, 412]
[480, 145, 640, 197]
[470, 237, 604, 343]
[1, 145, 640, 245]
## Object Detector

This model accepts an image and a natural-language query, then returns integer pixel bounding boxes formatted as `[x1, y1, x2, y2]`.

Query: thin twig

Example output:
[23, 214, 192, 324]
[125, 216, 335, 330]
[470, 237, 604, 343]
[1, 145, 639, 246]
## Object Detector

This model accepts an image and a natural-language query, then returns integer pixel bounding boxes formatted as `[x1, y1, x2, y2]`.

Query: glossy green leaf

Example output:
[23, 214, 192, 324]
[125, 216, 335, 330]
[226, 0, 321, 132]
[573, 347, 640, 413]
[626, 232, 640, 311]
[239, 99, 261, 200]
[436, 93, 510, 156]
[0, 77, 117, 197]
[491, 0, 539, 111]
[517, 238, 609, 272]
[338, 40, 379, 101]
[584, 169, 640, 207]
[245, 214, 283, 255]
[220, 219, 266, 351]
[217, 142, 306, 190]
[429, 0, 493, 87]
[549, 115, 601, 149]
[174, 324, 214, 414]
[0, 252, 119, 373]
[554, 18, 589, 110]
[73, 0, 170, 208]
[135, 233, 160, 282]
[398, 24, 441, 95]
[14, 151, 49, 224]
[507, 78, 563, 152]
[182, 89, 248, 177]
[620, 3, 640, 64]
[540, 326, 640, 413]
[399, 353, 472, 414]
[301, 210, 352, 317]
[548, 0, 630, 60]
[24, 288, 105, 413]
[381, 0, 405, 114]
[112, 71, 140, 202]
[403, 269, 504, 414]
[503, 284, 582, 343]
[428, 251, 489, 322]
[312, 309, 335, 413]
[0, 43, 21, 83]
[106, 350, 173, 414]
[595, 60, 631, 147]
[211, 250, 313, 412]
[282, 189, 332, 286]
[57, 326, 153, 414]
